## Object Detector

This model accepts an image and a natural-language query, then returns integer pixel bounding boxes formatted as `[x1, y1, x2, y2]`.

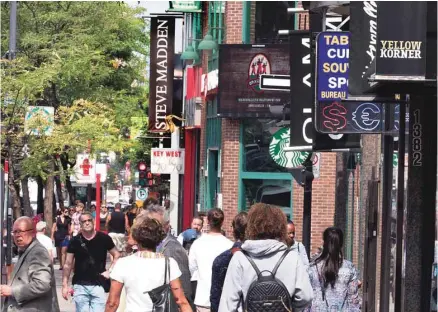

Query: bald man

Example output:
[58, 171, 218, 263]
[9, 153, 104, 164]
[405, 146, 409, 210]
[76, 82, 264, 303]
[0, 217, 60, 312]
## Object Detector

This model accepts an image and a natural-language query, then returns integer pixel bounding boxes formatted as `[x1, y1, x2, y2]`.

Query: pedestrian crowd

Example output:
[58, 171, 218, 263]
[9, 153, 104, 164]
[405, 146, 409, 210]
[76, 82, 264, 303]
[0, 198, 362, 312]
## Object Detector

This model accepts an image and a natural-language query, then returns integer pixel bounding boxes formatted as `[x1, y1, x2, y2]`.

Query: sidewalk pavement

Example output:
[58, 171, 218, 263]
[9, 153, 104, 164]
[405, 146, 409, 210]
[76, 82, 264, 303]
[54, 264, 75, 312]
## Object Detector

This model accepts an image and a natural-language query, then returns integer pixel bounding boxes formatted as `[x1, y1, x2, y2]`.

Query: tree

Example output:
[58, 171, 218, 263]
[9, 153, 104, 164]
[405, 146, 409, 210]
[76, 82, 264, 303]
[1, 2, 149, 233]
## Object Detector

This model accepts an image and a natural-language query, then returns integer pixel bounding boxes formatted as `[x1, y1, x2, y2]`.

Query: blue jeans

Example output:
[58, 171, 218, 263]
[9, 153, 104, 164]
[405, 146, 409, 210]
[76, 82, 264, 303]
[73, 284, 106, 312]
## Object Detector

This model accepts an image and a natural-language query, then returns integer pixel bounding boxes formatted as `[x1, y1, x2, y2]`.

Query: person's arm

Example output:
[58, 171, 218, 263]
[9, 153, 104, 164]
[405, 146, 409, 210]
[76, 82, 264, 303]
[291, 252, 314, 310]
[51, 222, 57, 241]
[218, 254, 243, 312]
[188, 241, 197, 276]
[62, 253, 75, 300]
[125, 214, 130, 233]
[105, 214, 111, 230]
[108, 247, 120, 271]
[104, 280, 123, 312]
[346, 265, 362, 311]
[10, 247, 52, 304]
[170, 278, 192, 312]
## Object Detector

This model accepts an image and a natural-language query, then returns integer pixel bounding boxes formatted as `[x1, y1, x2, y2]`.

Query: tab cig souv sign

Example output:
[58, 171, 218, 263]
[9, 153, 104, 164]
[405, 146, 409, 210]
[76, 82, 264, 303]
[148, 17, 175, 132]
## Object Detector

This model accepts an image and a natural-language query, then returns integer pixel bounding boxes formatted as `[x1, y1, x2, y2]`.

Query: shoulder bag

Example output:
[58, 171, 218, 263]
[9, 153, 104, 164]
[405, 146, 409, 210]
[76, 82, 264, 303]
[78, 235, 111, 293]
[144, 256, 172, 312]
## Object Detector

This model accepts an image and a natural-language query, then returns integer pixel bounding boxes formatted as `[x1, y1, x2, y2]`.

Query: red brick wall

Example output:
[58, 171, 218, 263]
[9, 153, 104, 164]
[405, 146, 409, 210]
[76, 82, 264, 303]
[220, 2, 244, 237]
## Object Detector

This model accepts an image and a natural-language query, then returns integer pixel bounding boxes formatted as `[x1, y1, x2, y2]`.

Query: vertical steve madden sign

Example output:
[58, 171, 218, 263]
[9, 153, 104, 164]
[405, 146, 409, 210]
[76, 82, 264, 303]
[149, 17, 175, 132]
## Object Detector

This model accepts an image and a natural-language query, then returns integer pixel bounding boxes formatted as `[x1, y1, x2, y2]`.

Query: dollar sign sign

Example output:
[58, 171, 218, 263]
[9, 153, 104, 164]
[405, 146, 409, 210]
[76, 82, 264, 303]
[322, 102, 347, 132]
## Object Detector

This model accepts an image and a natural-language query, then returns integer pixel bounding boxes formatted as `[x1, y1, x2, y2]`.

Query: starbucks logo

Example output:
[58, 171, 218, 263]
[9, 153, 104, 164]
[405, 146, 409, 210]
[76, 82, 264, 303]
[269, 128, 309, 168]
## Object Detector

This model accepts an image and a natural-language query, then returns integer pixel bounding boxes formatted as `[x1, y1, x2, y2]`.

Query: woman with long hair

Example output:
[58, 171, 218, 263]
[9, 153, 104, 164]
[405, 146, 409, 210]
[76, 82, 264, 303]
[51, 207, 71, 269]
[218, 203, 313, 312]
[305, 227, 361, 311]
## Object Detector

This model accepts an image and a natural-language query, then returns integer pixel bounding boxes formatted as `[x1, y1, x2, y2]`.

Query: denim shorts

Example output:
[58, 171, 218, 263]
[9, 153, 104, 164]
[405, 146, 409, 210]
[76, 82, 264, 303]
[61, 237, 70, 247]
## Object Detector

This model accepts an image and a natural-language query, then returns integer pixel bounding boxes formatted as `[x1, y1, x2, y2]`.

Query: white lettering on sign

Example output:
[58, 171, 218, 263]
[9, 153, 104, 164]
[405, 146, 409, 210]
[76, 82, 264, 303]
[155, 19, 169, 130]
[201, 69, 219, 96]
[379, 40, 422, 59]
[362, 1, 378, 78]
[151, 148, 185, 174]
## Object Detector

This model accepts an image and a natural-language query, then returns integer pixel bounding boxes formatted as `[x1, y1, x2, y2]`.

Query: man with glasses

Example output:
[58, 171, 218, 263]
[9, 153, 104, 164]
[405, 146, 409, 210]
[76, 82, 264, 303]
[62, 212, 120, 311]
[0, 217, 60, 311]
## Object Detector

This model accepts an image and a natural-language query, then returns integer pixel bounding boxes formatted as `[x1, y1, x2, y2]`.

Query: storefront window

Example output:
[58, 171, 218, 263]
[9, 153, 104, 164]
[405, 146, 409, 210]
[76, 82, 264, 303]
[242, 178, 292, 219]
[243, 119, 290, 172]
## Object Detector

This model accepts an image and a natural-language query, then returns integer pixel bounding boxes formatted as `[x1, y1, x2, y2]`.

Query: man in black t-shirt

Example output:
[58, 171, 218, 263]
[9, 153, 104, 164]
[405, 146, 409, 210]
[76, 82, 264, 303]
[62, 212, 120, 312]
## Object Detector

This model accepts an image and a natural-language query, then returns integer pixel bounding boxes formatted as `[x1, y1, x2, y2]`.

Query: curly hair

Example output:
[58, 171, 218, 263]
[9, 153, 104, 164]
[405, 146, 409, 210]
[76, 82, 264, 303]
[131, 217, 166, 251]
[245, 203, 288, 243]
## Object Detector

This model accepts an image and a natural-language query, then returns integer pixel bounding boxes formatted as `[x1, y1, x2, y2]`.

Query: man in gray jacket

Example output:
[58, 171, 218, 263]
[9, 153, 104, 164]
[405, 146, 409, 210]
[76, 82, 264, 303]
[0, 217, 59, 312]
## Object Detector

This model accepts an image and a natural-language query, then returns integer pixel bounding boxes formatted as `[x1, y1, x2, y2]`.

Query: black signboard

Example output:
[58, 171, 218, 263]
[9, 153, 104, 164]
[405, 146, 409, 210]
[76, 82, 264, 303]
[148, 17, 175, 132]
[376, 2, 427, 77]
[218, 44, 290, 118]
[348, 1, 378, 95]
[316, 101, 407, 134]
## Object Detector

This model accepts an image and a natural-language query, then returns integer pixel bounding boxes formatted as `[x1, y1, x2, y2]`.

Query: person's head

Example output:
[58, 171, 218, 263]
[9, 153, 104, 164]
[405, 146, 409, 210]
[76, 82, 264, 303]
[130, 203, 138, 213]
[100, 205, 108, 214]
[232, 212, 248, 242]
[131, 217, 166, 252]
[245, 203, 288, 243]
[79, 212, 95, 234]
[317, 227, 344, 288]
[69, 206, 75, 216]
[287, 220, 296, 243]
[63, 208, 70, 217]
[13, 217, 35, 250]
[90, 204, 96, 212]
[138, 204, 170, 233]
[56, 209, 62, 216]
[191, 217, 203, 233]
[76, 202, 84, 213]
[143, 197, 159, 210]
[115, 203, 121, 211]
[36, 221, 47, 234]
[207, 208, 225, 233]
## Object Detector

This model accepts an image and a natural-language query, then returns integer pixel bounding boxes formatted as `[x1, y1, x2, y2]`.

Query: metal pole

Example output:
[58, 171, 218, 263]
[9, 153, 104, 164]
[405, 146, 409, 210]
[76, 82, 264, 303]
[379, 104, 394, 312]
[302, 157, 314, 258]
[95, 174, 101, 231]
[394, 98, 406, 311]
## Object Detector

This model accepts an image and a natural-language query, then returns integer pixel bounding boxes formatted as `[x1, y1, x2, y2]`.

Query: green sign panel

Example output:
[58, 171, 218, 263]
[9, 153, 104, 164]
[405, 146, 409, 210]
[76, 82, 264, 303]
[168, 1, 202, 12]
[269, 128, 309, 168]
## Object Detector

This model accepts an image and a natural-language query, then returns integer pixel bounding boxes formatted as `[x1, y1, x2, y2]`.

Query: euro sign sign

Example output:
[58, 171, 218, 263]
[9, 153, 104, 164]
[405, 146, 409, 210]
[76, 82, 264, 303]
[322, 102, 347, 132]
[352, 103, 381, 131]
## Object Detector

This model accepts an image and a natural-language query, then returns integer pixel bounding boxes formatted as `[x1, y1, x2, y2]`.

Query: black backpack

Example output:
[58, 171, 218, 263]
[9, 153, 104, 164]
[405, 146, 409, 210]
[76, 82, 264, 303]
[242, 248, 292, 312]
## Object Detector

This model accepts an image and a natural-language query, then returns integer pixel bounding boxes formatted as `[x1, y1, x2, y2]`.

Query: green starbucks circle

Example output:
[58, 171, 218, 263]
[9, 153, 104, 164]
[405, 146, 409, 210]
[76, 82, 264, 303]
[269, 128, 310, 168]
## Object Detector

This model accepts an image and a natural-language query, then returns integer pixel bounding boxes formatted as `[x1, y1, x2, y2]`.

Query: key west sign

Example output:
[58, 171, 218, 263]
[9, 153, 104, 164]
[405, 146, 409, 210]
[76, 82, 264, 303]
[149, 17, 175, 132]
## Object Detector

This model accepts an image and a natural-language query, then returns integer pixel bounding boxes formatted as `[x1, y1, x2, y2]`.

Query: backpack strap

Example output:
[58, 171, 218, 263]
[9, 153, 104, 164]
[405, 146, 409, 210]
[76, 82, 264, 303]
[271, 248, 291, 276]
[241, 250, 262, 276]
[231, 247, 241, 255]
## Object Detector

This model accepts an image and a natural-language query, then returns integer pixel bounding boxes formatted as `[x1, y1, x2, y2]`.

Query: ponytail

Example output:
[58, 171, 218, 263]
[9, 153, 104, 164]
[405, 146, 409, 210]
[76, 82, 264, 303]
[315, 227, 344, 288]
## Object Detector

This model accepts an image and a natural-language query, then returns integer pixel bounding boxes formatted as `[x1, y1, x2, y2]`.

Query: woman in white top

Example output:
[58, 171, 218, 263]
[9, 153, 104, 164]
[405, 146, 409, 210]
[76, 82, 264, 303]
[105, 218, 192, 312]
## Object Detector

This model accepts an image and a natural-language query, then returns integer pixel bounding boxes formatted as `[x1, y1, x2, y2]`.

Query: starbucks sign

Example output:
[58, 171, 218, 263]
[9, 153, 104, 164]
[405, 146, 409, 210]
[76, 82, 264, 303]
[269, 128, 310, 168]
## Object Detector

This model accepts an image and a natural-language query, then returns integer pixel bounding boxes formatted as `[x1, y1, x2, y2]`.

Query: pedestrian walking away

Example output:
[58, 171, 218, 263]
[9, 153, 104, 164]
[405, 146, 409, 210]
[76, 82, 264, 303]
[305, 227, 362, 311]
[218, 203, 313, 312]
[62, 212, 120, 312]
[107, 203, 127, 256]
[0, 217, 60, 312]
[189, 208, 233, 312]
[36, 221, 55, 263]
[105, 217, 193, 312]
[210, 212, 248, 312]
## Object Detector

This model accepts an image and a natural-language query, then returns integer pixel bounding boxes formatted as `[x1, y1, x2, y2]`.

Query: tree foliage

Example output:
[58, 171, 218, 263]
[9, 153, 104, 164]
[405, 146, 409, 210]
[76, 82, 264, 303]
[1, 2, 150, 226]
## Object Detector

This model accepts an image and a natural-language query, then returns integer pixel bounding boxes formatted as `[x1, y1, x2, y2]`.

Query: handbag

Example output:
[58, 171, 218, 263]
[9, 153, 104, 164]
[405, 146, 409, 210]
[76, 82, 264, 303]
[145, 256, 171, 312]
[78, 235, 111, 293]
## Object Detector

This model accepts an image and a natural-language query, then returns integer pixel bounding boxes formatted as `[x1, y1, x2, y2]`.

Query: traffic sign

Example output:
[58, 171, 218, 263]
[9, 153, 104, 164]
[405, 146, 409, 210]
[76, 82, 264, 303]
[25, 106, 54, 136]
[136, 188, 148, 201]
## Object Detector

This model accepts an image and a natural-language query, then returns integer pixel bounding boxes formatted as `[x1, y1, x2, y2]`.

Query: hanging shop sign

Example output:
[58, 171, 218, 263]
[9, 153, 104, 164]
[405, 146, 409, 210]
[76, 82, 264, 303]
[218, 44, 290, 118]
[316, 32, 350, 101]
[348, 1, 378, 95]
[201, 69, 219, 97]
[25, 106, 54, 136]
[168, 1, 202, 13]
[375, 2, 427, 78]
[73, 154, 97, 184]
[148, 17, 175, 133]
[269, 128, 310, 168]
[151, 148, 185, 174]
[316, 101, 408, 134]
